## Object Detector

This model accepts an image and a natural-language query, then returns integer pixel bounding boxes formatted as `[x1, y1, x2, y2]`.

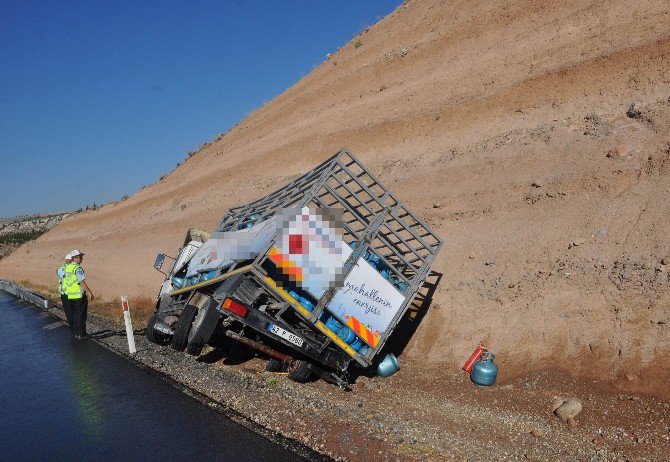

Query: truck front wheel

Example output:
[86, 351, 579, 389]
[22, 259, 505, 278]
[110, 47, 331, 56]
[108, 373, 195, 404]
[186, 300, 222, 356]
[146, 313, 170, 345]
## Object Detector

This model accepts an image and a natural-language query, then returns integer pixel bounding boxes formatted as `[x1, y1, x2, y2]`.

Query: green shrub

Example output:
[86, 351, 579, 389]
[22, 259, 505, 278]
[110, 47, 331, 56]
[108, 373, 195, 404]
[0, 229, 47, 245]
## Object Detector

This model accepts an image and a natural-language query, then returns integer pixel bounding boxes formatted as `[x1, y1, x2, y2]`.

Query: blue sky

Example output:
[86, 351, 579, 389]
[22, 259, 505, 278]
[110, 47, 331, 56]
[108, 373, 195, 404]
[0, 0, 401, 218]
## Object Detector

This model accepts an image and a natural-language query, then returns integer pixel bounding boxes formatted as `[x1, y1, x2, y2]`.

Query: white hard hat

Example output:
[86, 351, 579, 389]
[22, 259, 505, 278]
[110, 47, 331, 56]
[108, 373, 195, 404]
[70, 249, 85, 257]
[65, 252, 72, 260]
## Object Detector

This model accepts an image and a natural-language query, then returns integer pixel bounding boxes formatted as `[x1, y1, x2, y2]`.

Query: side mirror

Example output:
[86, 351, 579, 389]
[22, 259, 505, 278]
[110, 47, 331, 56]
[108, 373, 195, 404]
[154, 253, 166, 270]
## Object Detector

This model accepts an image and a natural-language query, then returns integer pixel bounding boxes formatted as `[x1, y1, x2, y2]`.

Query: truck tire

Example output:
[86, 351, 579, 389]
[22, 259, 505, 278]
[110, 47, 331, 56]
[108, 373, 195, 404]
[186, 301, 222, 356]
[146, 313, 170, 346]
[171, 304, 197, 351]
[266, 357, 284, 372]
[287, 360, 313, 383]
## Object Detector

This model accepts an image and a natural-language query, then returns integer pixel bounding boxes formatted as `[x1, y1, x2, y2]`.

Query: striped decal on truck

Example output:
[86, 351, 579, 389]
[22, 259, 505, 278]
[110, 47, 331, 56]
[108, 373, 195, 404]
[346, 316, 380, 347]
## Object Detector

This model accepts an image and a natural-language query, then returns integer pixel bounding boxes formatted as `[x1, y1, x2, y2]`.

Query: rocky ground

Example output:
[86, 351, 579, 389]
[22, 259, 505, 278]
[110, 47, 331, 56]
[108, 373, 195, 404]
[36, 300, 670, 462]
[0, 212, 70, 235]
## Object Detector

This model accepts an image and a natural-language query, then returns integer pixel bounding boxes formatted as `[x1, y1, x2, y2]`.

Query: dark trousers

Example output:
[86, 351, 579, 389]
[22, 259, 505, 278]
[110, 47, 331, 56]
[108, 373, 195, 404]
[61, 294, 75, 335]
[69, 294, 88, 336]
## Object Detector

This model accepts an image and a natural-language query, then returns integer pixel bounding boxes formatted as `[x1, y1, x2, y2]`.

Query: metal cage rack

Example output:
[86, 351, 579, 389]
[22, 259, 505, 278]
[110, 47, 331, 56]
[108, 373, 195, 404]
[210, 148, 443, 364]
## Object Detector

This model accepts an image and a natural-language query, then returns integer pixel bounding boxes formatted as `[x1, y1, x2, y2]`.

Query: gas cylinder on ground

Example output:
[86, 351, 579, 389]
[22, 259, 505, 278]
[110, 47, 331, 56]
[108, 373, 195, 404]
[471, 351, 498, 386]
[462, 343, 486, 373]
[377, 353, 400, 377]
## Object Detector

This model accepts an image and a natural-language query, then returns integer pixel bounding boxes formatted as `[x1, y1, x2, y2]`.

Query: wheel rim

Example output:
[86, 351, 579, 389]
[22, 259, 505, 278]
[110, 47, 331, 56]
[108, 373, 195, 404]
[188, 307, 207, 342]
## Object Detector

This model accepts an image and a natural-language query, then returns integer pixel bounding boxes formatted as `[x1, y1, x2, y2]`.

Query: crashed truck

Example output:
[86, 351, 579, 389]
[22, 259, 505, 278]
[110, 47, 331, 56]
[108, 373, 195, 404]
[147, 148, 443, 387]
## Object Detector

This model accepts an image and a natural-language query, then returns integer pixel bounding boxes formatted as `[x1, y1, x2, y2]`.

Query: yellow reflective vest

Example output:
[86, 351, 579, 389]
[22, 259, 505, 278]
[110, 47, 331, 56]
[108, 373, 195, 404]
[63, 262, 84, 300]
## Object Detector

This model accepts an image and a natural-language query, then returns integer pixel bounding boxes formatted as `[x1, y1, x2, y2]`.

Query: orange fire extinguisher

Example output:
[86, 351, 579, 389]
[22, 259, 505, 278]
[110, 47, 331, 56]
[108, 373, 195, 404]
[462, 342, 486, 373]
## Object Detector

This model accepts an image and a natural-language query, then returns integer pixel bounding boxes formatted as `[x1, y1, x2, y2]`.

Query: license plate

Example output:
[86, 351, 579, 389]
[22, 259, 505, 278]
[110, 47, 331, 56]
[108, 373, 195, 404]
[267, 323, 304, 347]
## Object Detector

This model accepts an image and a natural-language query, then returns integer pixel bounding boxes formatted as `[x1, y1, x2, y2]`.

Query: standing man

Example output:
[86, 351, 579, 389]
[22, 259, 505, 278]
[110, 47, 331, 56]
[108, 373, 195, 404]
[57, 252, 75, 336]
[63, 250, 95, 339]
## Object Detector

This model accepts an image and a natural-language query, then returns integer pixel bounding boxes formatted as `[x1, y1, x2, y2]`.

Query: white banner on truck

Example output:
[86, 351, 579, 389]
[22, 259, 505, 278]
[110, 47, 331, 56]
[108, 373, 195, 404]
[326, 244, 405, 337]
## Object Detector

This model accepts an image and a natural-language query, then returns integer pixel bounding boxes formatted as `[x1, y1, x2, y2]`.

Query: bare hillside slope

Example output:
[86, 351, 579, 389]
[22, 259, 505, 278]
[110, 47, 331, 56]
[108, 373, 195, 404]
[4, 0, 669, 393]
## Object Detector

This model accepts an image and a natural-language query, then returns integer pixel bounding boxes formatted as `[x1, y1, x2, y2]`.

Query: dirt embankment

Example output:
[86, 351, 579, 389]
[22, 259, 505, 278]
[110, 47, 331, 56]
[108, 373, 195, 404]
[2, 0, 670, 393]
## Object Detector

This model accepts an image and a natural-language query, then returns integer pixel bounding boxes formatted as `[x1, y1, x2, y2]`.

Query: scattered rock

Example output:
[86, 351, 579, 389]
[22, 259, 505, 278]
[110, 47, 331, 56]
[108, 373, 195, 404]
[555, 397, 583, 421]
[508, 282, 515, 288]
[627, 102, 643, 119]
[432, 203, 441, 209]
[469, 252, 475, 259]
[531, 180, 543, 188]
[401, 48, 408, 57]
[567, 418, 578, 428]
[484, 259, 495, 266]
[530, 428, 545, 438]
[607, 148, 623, 159]
[569, 238, 585, 249]
[595, 228, 608, 238]
[545, 191, 555, 198]
[625, 373, 640, 382]
[662, 257, 669, 266]
[550, 396, 566, 412]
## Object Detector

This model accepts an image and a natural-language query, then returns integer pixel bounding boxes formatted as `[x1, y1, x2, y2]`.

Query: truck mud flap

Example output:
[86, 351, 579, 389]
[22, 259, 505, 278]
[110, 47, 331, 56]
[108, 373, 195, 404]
[171, 304, 197, 351]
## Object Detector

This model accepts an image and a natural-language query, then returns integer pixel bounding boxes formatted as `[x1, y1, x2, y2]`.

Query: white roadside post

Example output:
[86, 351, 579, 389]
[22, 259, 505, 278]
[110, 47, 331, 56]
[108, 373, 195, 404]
[121, 296, 137, 354]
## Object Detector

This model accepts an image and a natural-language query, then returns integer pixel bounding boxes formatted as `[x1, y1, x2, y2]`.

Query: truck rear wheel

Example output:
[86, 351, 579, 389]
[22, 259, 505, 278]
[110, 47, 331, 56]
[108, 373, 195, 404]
[287, 360, 313, 383]
[146, 313, 170, 345]
[186, 300, 222, 356]
[171, 304, 197, 351]
[265, 357, 284, 372]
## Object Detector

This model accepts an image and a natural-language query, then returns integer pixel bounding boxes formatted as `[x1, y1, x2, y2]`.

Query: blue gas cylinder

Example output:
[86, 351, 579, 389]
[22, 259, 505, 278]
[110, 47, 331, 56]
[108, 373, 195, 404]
[337, 327, 357, 344]
[367, 252, 380, 267]
[299, 296, 315, 312]
[471, 352, 498, 386]
[172, 277, 185, 289]
[200, 270, 217, 281]
[377, 353, 401, 377]
[350, 339, 364, 351]
[394, 281, 408, 293]
[324, 316, 342, 332]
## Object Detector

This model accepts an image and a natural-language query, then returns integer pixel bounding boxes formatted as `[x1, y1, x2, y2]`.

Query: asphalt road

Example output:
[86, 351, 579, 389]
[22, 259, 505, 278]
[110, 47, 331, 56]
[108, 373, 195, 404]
[0, 290, 307, 461]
